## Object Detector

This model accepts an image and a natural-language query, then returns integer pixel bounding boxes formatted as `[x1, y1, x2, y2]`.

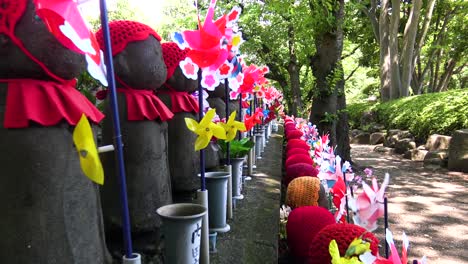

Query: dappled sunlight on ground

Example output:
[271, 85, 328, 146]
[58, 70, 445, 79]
[351, 144, 468, 264]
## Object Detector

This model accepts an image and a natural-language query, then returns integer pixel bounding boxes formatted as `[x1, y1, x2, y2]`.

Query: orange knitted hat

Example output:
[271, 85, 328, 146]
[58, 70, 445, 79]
[286, 176, 321, 209]
[95, 20, 161, 56]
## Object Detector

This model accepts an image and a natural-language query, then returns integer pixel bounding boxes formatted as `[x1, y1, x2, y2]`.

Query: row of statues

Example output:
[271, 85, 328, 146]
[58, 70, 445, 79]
[0, 1, 236, 262]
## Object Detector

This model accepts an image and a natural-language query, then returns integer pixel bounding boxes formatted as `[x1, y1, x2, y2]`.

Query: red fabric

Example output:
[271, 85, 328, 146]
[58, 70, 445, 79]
[286, 139, 310, 152]
[285, 163, 318, 186]
[285, 154, 313, 168]
[286, 129, 303, 140]
[156, 89, 199, 114]
[95, 20, 162, 56]
[308, 223, 379, 264]
[287, 206, 335, 258]
[2, 79, 104, 128]
[161, 42, 189, 80]
[117, 88, 173, 121]
[286, 148, 310, 157]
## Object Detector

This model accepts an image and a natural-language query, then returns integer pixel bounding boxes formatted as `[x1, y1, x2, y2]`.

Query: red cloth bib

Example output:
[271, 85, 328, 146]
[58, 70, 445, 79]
[117, 88, 174, 121]
[156, 89, 199, 114]
[2, 79, 104, 128]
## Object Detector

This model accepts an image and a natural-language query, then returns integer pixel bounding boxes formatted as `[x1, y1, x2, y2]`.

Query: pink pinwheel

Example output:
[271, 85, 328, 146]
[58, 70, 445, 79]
[181, 0, 228, 70]
[353, 173, 390, 231]
[370, 229, 427, 264]
[35, 0, 107, 85]
[173, 1, 244, 90]
[331, 176, 347, 223]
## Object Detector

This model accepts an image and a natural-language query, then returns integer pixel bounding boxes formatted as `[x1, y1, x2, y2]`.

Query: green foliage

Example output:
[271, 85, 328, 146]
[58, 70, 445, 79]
[347, 89, 468, 140]
[320, 112, 339, 124]
[346, 102, 375, 129]
[218, 137, 255, 159]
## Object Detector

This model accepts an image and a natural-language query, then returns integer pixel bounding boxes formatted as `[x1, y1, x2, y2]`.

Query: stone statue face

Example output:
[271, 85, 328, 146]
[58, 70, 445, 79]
[166, 67, 198, 93]
[0, 0, 86, 80]
[113, 36, 167, 91]
[207, 82, 227, 99]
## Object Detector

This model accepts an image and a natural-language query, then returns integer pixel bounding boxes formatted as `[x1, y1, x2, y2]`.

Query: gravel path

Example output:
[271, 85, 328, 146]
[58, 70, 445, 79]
[351, 144, 468, 264]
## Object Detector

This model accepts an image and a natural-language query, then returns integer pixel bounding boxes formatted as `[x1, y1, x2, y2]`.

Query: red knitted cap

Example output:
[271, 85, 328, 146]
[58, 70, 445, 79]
[287, 206, 335, 258]
[286, 139, 310, 152]
[308, 223, 380, 264]
[286, 147, 310, 157]
[285, 163, 318, 186]
[161, 42, 189, 80]
[0, 0, 27, 38]
[95, 20, 161, 56]
[285, 154, 313, 168]
[286, 129, 303, 140]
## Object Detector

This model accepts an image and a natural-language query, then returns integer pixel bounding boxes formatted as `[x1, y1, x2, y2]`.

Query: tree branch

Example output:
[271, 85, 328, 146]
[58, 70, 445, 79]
[341, 44, 362, 60]
[344, 65, 360, 82]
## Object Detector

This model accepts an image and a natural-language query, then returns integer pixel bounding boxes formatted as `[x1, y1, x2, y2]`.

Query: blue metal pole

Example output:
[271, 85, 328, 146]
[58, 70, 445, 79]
[224, 79, 230, 165]
[98, 0, 134, 258]
[198, 71, 206, 191]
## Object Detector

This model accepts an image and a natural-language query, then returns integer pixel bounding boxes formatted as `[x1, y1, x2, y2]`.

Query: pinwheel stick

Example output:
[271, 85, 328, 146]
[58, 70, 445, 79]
[384, 196, 389, 258]
[224, 79, 230, 165]
[198, 71, 206, 191]
[344, 171, 350, 223]
[99, 0, 134, 258]
[238, 93, 242, 140]
[253, 93, 258, 131]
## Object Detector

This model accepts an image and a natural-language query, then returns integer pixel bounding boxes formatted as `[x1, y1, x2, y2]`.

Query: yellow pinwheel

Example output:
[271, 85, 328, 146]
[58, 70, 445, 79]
[185, 108, 227, 151]
[329, 238, 370, 264]
[220, 111, 246, 142]
[73, 114, 104, 185]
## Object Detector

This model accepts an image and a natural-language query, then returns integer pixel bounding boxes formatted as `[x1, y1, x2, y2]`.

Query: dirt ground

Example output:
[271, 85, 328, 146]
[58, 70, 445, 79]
[350, 144, 468, 264]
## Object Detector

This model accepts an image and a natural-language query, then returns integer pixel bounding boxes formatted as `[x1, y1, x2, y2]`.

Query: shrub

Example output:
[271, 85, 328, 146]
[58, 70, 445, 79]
[346, 89, 468, 140]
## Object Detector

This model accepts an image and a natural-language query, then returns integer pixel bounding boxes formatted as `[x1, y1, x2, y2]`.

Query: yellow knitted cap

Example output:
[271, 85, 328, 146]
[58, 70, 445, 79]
[286, 176, 321, 209]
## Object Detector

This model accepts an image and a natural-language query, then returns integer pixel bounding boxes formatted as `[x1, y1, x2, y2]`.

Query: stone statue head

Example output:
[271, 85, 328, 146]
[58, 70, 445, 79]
[207, 82, 227, 99]
[96, 20, 167, 91]
[0, 0, 85, 80]
[162, 42, 198, 93]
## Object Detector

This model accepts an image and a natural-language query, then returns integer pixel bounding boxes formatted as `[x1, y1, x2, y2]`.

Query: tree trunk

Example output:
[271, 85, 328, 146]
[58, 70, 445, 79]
[437, 58, 457, 92]
[309, 0, 345, 150]
[400, 0, 422, 97]
[389, 0, 401, 99]
[412, 0, 436, 71]
[288, 24, 302, 117]
[379, 0, 391, 101]
[336, 68, 351, 162]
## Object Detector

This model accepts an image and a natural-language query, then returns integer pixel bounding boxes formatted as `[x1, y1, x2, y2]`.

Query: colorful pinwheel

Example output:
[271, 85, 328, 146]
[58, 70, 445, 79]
[73, 114, 104, 185]
[185, 108, 227, 151]
[351, 173, 390, 231]
[329, 238, 372, 264]
[220, 111, 246, 142]
[173, 0, 244, 90]
[35, 0, 107, 86]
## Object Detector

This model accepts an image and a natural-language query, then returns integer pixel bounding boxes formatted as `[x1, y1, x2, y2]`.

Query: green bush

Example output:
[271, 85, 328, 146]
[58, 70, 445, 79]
[346, 102, 375, 129]
[346, 89, 468, 140]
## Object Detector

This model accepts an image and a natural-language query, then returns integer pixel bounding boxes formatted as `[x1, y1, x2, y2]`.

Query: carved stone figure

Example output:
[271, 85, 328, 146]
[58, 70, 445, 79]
[95, 21, 173, 253]
[0, 1, 110, 263]
[157, 42, 201, 200]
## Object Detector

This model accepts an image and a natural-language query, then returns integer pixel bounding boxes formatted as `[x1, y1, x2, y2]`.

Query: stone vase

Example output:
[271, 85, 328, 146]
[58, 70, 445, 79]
[156, 203, 206, 264]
